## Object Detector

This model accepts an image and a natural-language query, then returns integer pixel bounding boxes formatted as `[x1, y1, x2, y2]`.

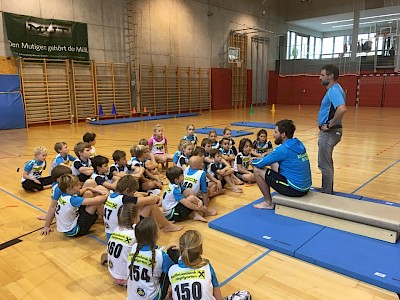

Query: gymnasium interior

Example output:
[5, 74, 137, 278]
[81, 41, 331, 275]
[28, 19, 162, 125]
[0, 0, 400, 299]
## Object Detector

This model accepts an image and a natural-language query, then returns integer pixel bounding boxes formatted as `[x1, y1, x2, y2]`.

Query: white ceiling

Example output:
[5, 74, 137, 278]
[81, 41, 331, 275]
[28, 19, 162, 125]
[287, 5, 400, 34]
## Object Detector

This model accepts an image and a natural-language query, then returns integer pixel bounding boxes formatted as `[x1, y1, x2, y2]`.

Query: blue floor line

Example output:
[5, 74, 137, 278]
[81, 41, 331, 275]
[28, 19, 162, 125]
[0, 186, 47, 213]
[219, 249, 272, 287]
[351, 159, 400, 194]
[0, 186, 108, 245]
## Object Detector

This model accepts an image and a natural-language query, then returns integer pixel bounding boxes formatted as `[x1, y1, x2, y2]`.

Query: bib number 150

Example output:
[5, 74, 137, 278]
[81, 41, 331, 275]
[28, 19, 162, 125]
[174, 282, 202, 300]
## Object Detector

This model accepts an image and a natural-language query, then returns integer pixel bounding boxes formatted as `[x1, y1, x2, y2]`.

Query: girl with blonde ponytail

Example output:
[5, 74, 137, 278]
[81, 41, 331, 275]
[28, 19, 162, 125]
[168, 230, 223, 300]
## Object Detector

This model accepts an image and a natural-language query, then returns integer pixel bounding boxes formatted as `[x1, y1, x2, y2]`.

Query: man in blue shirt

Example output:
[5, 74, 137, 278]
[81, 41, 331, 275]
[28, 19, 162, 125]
[253, 119, 312, 209]
[318, 64, 347, 194]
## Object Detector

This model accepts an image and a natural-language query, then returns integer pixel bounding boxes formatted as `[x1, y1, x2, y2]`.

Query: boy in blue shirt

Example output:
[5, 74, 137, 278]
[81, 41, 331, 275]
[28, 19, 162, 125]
[21, 146, 52, 192]
[162, 166, 215, 223]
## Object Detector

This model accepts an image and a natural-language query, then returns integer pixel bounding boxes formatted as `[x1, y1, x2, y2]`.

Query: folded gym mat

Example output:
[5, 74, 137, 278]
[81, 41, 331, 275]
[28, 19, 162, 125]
[231, 121, 276, 129]
[89, 113, 199, 125]
[194, 127, 253, 137]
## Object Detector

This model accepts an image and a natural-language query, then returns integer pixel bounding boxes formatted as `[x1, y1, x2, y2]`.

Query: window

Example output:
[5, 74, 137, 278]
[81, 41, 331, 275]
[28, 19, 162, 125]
[322, 37, 334, 58]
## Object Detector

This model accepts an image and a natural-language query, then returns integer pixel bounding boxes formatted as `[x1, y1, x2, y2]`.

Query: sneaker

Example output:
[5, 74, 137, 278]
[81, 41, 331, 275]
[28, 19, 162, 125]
[223, 290, 252, 300]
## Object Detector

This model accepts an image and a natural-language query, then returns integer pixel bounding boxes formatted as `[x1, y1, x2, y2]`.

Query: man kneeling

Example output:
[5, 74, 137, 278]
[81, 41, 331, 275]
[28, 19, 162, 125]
[252, 119, 312, 209]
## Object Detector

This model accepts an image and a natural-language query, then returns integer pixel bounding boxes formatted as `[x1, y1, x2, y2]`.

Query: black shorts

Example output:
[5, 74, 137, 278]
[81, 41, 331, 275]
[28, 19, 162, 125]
[264, 169, 308, 197]
[22, 176, 53, 191]
[169, 203, 192, 222]
[66, 206, 98, 237]
[78, 173, 90, 183]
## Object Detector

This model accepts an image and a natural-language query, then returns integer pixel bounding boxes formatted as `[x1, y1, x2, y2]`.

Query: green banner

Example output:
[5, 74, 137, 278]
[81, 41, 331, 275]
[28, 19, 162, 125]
[4, 12, 89, 60]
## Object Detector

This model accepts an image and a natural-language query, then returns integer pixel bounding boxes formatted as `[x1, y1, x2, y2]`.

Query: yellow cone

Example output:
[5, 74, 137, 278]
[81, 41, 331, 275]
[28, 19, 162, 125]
[271, 104, 276, 111]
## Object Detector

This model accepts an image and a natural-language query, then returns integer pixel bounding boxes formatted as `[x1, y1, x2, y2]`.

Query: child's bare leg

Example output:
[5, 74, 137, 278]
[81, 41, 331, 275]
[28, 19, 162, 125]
[82, 179, 97, 188]
[193, 211, 207, 223]
[140, 205, 183, 232]
[224, 175, 242, 193]
[232, 174, 244, 185]
[242, 173, 256, 183]
[154, 154, 167, 164]
[141, 181, 157, 191]
[202, 206, 218, 217]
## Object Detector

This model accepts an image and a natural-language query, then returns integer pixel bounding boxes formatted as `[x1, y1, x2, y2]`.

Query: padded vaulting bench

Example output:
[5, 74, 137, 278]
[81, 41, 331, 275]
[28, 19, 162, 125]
[273, 191, 400, 243]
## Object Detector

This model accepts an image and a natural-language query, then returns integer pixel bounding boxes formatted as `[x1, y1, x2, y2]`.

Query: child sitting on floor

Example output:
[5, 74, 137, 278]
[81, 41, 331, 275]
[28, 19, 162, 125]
[163, 166, 217, 223]
[49, 142, 76, 173]
[21, 146, 52, 192]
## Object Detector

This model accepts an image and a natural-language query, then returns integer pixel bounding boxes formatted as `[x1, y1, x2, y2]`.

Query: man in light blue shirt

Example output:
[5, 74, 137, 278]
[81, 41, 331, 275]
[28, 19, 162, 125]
[253, 119, 312, 209]
[318, 64, 347, 194]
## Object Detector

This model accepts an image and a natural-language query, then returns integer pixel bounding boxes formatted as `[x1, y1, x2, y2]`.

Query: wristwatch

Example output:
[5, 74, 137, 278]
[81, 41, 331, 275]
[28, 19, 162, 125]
[326, 123, 330, 129]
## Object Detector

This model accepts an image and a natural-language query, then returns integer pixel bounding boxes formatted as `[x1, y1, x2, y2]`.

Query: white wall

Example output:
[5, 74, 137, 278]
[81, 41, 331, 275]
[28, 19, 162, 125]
[134, 0, 287, 69]
[0, 0, 128, 62]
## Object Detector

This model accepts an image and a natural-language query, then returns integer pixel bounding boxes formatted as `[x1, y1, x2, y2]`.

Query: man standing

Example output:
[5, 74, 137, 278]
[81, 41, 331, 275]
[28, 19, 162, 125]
[252, 119, 312, 209]
[318, 64, 347, 194]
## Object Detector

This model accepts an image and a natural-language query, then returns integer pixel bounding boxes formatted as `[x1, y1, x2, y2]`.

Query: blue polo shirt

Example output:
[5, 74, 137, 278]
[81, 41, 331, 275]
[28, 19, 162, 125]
[318, 83, 346, 126]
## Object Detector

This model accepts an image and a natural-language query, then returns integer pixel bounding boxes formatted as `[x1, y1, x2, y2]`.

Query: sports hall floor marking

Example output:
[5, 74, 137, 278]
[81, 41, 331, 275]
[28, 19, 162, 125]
[0, 187, 108, 246]
[219, 249, 272, 287]
[0, 222, 56, 251]
[351, 159, 400, 194]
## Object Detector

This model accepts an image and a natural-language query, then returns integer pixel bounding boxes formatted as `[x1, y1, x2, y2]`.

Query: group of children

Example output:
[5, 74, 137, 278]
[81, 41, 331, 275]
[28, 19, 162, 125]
[20, 124, 271, 299]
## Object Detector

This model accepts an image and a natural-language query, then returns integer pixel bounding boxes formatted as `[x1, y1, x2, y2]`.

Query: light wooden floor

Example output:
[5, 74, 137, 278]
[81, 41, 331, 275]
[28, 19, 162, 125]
[1, 105, 399, 299]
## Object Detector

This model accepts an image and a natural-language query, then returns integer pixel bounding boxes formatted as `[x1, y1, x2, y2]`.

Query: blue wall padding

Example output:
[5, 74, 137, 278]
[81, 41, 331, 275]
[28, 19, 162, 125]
[0, 74, 20, 92]
[0, 93, 25, 129]
[89, 113, 199, 125]
[231, 121, 276, 129]
[195, 127, 253, 137]
[295, 227, 400, 293]
[209, 198, 324, 256]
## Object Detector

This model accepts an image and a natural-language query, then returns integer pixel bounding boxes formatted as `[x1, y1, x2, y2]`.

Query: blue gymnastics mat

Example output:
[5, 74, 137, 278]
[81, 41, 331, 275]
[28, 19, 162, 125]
[208, 198, 324, 256]
[89, 113, 199, 125]
[296, 227, 400, 293]
[209, 193, 400, 293]
[231, 121, 276, 129]
[194, 127, 253, 137]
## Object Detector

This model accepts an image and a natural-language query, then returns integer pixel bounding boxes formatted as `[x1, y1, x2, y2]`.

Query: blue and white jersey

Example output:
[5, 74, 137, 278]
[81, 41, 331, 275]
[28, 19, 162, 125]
[129, 157, 145, 168]
[183, 167, 207, 196]
[162, 183, 184, 218]
[50, 153, 76, 172]
[252, 139, 272, 154]
[107, 225, 136, 280]
[51, 182, 62, 201]
[91, 172, 113, 186]
[104, 192, 138, 235]
[183, 134, 198, 146]
[21, 159, 46, 182]
[168, 258, 219, 300]
[127, 245, 174, 300]
[318, 83, 346, 127]
[177, 154, 190, 168]
[172, 151, 181, 164]
[55, 193, 84, 233]
[211, 141, 219, 149]
[219, 148, 234, 156]
[233, 152, 252, 172]
[71, 158, 92, 176]
[109, 163, 131, 175]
